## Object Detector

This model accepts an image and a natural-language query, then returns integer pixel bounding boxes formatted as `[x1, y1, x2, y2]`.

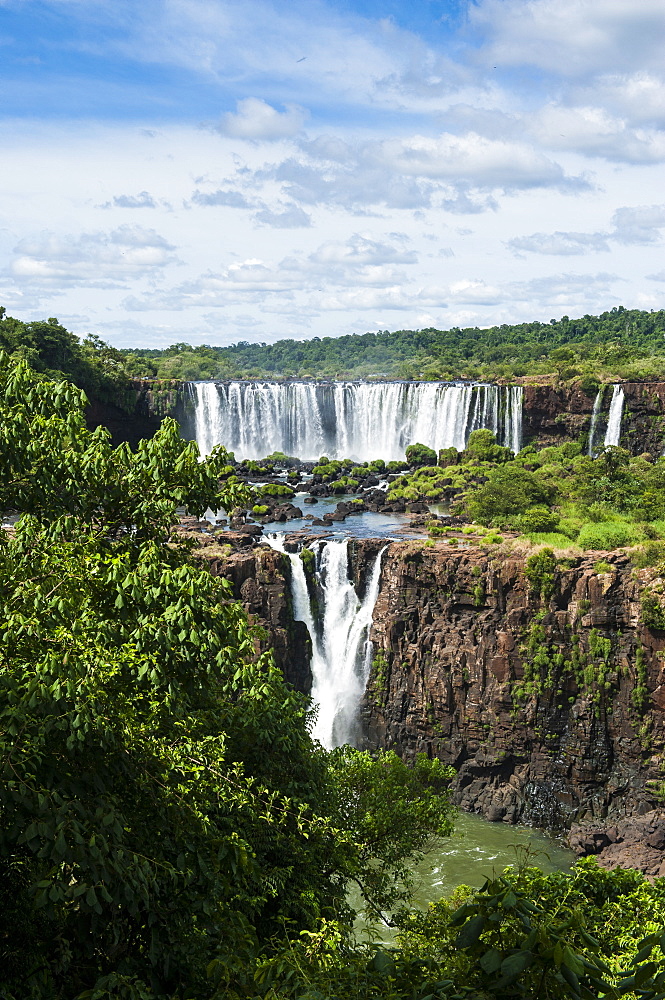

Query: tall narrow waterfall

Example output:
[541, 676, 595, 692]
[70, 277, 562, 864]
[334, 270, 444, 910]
[587, 387, 604, 456]
[587, 384, 625, 454]
[266, 536, 385, 749]
[188, 381, 523, 460]
[604, 385, 625, 448]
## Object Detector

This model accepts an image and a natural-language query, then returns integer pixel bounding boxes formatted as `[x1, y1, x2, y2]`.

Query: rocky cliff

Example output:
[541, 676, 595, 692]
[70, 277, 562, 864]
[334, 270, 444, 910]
[522, 381, 665, 454]
[185, 527, 665, 834]
[85, 380, 186, 447]
[180, 530, 312, 692]
[360, 540, 665, 829]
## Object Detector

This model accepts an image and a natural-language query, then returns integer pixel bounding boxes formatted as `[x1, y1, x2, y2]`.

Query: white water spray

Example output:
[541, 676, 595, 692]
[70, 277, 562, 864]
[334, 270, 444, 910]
[587, 386, 604, 456]
[265, 535, 385, 749]
[189, 381, 523, 460]
[604, 385, 625, 448]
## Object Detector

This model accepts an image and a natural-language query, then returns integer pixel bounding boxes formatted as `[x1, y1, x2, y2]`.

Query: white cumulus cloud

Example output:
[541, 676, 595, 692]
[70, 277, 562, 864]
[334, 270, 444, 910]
[218, 98, 308, 140]
[10, 226, 178, 289]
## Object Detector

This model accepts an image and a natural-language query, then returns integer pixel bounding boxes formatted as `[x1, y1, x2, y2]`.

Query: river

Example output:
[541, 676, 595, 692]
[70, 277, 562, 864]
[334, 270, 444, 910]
[352, 811, 575, 939]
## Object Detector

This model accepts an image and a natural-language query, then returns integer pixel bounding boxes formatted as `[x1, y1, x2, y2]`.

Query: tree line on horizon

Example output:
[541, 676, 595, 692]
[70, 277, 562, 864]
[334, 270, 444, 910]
[123, 306, 665, 383]
[2, 305, 665, 392]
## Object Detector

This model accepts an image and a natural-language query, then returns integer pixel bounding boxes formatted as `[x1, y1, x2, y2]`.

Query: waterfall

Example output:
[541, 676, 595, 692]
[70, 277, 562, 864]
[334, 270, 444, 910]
[265, 535, 385, 749]
[187, 381, 524, 460]
[587, 386, 604, 456]
[503, 385, 523, 455]
[604, 385, 625, 448]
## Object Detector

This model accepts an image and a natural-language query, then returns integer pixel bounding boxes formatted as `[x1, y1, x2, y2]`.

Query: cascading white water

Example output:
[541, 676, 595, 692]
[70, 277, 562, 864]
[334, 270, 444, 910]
[265, 535, 385, 749]
[604, 385, 625, 448]
[587, 386, 605, 456]
[188, 381, 524, 460]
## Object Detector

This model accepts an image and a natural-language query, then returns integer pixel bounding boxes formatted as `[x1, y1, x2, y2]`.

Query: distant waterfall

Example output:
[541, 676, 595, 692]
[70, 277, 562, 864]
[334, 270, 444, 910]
[266, 536, 385, 749]
[187, 381, 523, 460]
[604, 385, 625, 448]
[587, 386, 604, 456]
[587, 384, 625, 454]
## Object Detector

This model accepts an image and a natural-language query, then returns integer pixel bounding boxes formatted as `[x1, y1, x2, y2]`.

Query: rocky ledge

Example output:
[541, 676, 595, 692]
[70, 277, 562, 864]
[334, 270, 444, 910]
[360, 541, 665, 833]
[569, 810, 665, 878]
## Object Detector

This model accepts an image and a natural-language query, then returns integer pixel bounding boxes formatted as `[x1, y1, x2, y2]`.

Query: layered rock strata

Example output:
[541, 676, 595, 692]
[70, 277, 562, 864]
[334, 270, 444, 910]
[360, 542, 665, 830]
[569, 810, 665, 877]
[521, 381, 665, 454]
[183, 530, 312, 692]
[183, 528, 665, 833]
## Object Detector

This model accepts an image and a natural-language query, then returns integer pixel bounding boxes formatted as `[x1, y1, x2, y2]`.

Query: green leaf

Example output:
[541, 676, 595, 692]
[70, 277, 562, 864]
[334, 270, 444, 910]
[563, 946, 584, 976]
[455, 914, 486, 949]
[371, 950, 395, 974]
[560, 964, 580, 995]
[498, 951, 532, 982]
[479, 947, 502, 974]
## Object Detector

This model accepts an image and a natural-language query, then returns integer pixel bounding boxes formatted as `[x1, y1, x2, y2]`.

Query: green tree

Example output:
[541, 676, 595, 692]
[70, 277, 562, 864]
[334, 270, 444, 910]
[406, 442, 437, 468]
[329, 748, 455, 921]
[465, 467, 554, 525]
[0, 356, 343, 996]
[0, 354, 458, 998]
[463, 429, 512, 463]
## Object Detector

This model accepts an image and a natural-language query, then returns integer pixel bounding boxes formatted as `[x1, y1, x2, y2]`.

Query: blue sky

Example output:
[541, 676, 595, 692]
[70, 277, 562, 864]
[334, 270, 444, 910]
[1, 0, 664, 347]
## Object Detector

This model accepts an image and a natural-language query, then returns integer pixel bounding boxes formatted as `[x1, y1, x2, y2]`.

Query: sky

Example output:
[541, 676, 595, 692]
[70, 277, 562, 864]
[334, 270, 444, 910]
[1, 0, 664, 349]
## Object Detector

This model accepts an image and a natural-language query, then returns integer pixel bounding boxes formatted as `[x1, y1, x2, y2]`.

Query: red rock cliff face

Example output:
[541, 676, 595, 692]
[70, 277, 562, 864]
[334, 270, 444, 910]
[205, 543, 312, 693]
[522, 382, 665, 454]
[358, 541, 665, 829]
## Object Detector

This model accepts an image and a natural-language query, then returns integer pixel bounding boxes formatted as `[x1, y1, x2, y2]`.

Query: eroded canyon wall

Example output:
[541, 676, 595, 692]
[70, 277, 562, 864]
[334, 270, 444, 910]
[85, 380, 187, 447]
[360, 541, 665, 829]
[194, 538, 312, 693]
[199, 534, 665, 831]
[522, 382, 665, 454]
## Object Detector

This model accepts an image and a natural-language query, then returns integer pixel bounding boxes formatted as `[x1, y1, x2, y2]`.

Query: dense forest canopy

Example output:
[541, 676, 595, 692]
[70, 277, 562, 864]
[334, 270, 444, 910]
[122, 306, 665, 382]
[0, 307, 132, 401]
[2, 305, 665, 388]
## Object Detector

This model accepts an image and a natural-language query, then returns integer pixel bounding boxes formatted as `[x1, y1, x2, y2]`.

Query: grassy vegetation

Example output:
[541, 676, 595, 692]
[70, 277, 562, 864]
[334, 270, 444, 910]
[382, 431, 665, 572]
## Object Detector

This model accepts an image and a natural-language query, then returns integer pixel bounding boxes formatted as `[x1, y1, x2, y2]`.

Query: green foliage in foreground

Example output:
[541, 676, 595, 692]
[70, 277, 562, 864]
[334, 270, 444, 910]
[251, 860, 665, 1000]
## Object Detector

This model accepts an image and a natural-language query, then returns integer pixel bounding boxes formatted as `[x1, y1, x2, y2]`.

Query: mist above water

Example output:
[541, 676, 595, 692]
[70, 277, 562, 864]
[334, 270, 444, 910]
[265, 535, 385, 749]
[190, 381, 523, 461]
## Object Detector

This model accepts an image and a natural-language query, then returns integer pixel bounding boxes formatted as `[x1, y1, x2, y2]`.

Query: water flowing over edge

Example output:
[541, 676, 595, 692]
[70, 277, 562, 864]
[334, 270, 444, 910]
[604, 385, 625, 448]
[187, 381, 523, 461]
[587, 384, 624, 455]
[264, 535, 386, 750]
